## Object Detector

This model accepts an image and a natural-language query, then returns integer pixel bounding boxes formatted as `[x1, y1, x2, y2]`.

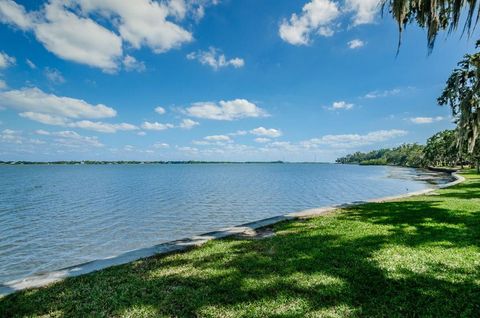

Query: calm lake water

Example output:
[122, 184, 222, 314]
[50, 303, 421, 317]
[0, 164, 450, 283]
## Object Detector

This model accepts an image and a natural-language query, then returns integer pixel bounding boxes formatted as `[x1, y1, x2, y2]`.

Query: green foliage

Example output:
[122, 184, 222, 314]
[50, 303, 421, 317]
[424, 129, 461, 167]
[336, 129, 479, 170]
[382, 0, 480, 51]
[1, 173, 479, 317]
[438, 43, 480, 157]
[336, 143, 426, 167]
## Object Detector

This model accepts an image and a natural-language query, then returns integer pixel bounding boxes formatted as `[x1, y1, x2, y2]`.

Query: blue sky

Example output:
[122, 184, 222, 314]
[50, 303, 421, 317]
[0, 0, 477, 162]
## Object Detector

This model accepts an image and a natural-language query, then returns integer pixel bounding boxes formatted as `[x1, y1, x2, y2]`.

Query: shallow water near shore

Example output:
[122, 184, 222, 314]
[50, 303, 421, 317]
[0, 163, 452, 284]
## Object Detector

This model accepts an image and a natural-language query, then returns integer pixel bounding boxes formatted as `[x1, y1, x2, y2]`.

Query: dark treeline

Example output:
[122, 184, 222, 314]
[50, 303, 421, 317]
[0, 160, 285, 165]
[336, 129, 480, 171]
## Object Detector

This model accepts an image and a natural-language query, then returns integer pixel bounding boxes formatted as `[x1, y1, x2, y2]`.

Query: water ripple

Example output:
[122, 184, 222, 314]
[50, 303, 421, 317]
[0, 164, 441, 283]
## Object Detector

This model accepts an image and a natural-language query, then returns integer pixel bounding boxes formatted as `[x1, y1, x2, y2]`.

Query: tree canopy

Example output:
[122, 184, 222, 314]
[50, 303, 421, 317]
[383, 0, 480, 51]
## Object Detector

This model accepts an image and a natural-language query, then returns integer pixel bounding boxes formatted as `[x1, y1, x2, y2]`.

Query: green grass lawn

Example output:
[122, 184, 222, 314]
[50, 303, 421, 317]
[1, 172, 480, 317]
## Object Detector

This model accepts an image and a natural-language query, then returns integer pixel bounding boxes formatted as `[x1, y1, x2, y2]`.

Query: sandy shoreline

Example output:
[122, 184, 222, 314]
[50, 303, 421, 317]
[0, 171, 465, 297]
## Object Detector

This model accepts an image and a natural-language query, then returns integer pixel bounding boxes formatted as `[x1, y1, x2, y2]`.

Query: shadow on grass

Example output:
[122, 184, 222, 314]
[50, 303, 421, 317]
[1, 183, 480, 317]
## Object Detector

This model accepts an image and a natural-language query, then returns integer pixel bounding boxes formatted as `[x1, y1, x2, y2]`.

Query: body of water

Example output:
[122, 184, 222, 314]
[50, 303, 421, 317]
[0, 163, 451, 284]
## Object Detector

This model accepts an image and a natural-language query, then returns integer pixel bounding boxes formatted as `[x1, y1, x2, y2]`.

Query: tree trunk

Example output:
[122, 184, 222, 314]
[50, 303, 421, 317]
[477, 159, 480, 174]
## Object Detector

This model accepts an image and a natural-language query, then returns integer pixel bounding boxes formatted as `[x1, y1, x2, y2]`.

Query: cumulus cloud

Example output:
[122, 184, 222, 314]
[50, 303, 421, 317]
[204, 135, 231, 142]
[250, 127, 282, 138]
[345, 0, 381, 26]
[0, 0, 33, 30]
[279, 0, 381, 45]
[0, 128, 45, 146]
[69, 120, 137, 133]
[155, 106, 166, 115]
[179, 118, 199, 129]
[0, 79, 6, 90]
[302, 129, 407, 148]
[75, 0, 192, 53]
[141, 121, 175, 131]
[0, 0, 214, 71]
[185, 99, 268, 121]
[0, 87, 116, 119]
[409, 116, 444, 124]
[329, 101, 354, 110]
[254, 137, 271, 143]
[19, 112, 70, 126]
[122, 55, 146, 72]
[347, 39, 364, 49]
[19, 112, 138, 133]
[279, 0, 340, 45]
[39, 130, 104, 148]
[187, 47, 245, 70]
[228, 130, 248, 136]
[0, 128, 22, 144]
[0, 51, 15, 69]
[31, 1, 122, 72]
[193, 134, 233, 146]
[0, 87, 141, 133]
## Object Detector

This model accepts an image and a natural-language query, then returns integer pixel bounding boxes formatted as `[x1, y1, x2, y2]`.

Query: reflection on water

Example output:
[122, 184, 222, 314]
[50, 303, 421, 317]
[0, 163, 450, 283]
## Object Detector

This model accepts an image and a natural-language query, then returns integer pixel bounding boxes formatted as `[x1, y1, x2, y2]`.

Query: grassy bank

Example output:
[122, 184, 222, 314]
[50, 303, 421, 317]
[1, 172, 480, 317]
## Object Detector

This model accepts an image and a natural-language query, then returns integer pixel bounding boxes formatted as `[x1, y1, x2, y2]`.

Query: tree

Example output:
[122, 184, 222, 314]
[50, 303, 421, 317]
[383, 0, 480, 172]
[424, 130, 460, 167]
[438, 44, 480, 172]
[382, 0, 480, 51]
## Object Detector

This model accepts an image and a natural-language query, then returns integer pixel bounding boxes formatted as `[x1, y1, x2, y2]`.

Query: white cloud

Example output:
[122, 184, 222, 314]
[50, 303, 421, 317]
[153, 142, 169, 149]
[348, 39, 364, 49]
[155, 106, 166, 115]
[204, 135, 231, 142]
[345, 0, 381, 26]
[19, 112, 69, 126]
[0, 79, 6, 90]
[364, 88, 401, 99]
[141, 121, 174, 131]
[0, 128, 45, 146]
[176, 146, 198, 153]
[279, 0, 340, 45]
[0, 0, 33, 30]
[193, 134, 233, 146]
[19, 111, 138, 133]
[0, 51, 15, 69]
[254, 137, 271, 143]
[228, 130, 248, 136]
[409, 116, 444, 124]
[0, 87, 116, 119]
[45, 130, 104, 148]
[0, 128, 22, 144]
[75, 0, 193, 53]
[26, 59, 36, 69]
[123, 55, 146, 72]
[250, 127, 282, 138]
[44, 67, 65, 84]
[185, 99, 268, 120]
[0, 0, 122, 72]
[179, 118, 199, 129]
[187, 47, 245, 70]
[69, 120, 138, 133]
[303, 129, 408, 148]
[0, 0, 210, 71]
[137, 131, 146, 136]
[34, 1, 123, 72]
[329, 101, 354, 110]
[35, 129, 50, 135]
